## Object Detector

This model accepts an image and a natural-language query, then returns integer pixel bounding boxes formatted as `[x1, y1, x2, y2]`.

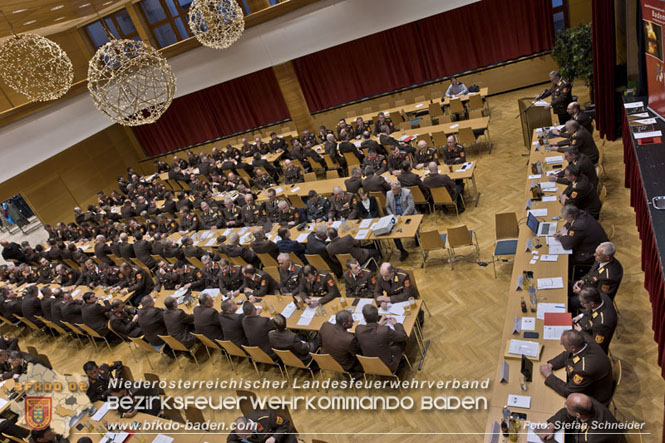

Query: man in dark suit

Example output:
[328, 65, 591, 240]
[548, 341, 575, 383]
[133, 234, 156, 269]
[137, 295, 168, 348]
[551, 101, 594, 136]
[574, 287, 618, 354]
[61, 292, 84, 326]
[306, 226, 342, 276]
[553, 148, 598, 190]
[193, 293, 224, 341]
[362, 167, 391, 193]
[250, 227, 279, 261]
[345, 168, 363, 195]
[555, 205, 608, 267]
[276, 227, 308, 265]
[109, 300, 142, 340]
[320, 310, 361, 372]
[228, 410, 296, 443]
[240, 265, 279, 297]
[355, 304, 407, 372]
[326, 227, 380, 269]
[397, 162, 429, 200]
[163, 296, 196, 349]
[94, 235, 114, 265]
[553, 120, 599, 164]
[116, 263, 155, 307]
[81, 292, 112, 337]
[560, 164, 602, 219]
[241, 301, 276, 359]
[423, 162, 464, 212]
[572, 241, 623, 304]
[539, 330, 614, 405]
[21, 285, 44, 328]
[219, 233, 261, 268]
[219, 299, 247, 348]
[269, 314, 318, 363]
[306, 191, 331, 223]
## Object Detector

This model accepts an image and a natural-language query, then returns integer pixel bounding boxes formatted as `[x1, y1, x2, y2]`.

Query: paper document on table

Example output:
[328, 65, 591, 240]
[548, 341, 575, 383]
[0, 398, 8, 409]
[537, 277, 564, 290]
[296, 233, 309, 243]
[627, 112, 649, 118]
[545, 155, 564, 164]
[100, 432, 130, 443]
[624, 101, 645, 109]
[634, 118, 657, 125]
[355, 298, 374, 313]
[201, 288, 220, 298]
[71, 288, 81, 297]
[449, 123, 459, 129]
[205, 238, 216, 246]
[533, 100, 548, 106]
[359, 219, 372, 228]
[527, 424, 563, 443]
[152, 435, 174, 443]
[508, 394, 531, 409]
[355, 229, 370, 240]
[528, 209, 547, 217]
[634, 130, 662, 139]
[281, 302, 297, 319]
[296, 316, 313, 326]
[528, 174, 542, 180]
[536, 303, 566, 320]
[328, 315, 336, 324]
[544, 325, 569, 340]
[352, 313, 366, 325]
[415, 103, 424, 108]
[508, 339, 540, 358]
[385, 316, 405, 330]
[331, 221, 342, 229]
[459, 161, 474, 170]
[540, 255, 558, 262]
[379, 302, 405, 316]
[274, 187, 283, 194]
[222, 229, 232, 237]
[91, 402, 110, 421]
[542, 196, 557, 202]
[353, 141, 362, 147]
[546, 237, 572, 255]
[301, 304, 319, 318]
[521, 317, 536, 331]
[539, 181, 557, 190]
[290, 187, 300, 192]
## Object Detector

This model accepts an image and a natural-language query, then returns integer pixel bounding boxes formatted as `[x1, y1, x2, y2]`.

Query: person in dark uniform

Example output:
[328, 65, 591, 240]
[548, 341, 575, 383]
[193, 293, 224, 341]
[81, 292, 112, 337]
[200, 255, 221, 289]
[360, 131, 387, 156]
[328, 187, 358, 221]
[574, 287, 618, 354]
[339, 130, 364, 163]
[94, 235, 114, 265]
[269, 314, 318, 363]
[362, 147, 388, 174]
[423, 162, 464, 212]
[541, 70, 573, 124]
[344, 258, 377, 298]
[83, 360, 122, 403]
[442, 135, 466, 165]
[283, 160, 305, 185]
[552, 148, 598, 190]
[553, 120, 599, 164]
[250, 228, 279, 260]
[173, 261, 205, 292]
[228, 409, 296, 443]
[218, 259, 244, 296]
[355, 304, 407, 373]
[362, 167, 391, 193]
[21, 285, 44, 328]
[109, 300, 142, 340]
[241, 301, 276, 359]
[305, 191, 331, 222]
[537, 393, 626, 442]
[373, 112, 395, 135]
[554, 205, 608, 268]
[219, 233, 261, 268]
[277, 253, 303, 296]
[560, 164, 602, 219]
[386, 145, 407, 174]
[220, 299, 248, 349]
[572, 242, 623, 301]
[240, 265, 279, 297]
[319, 310, 362, 372]
[353, 117, 370, 139]
[306, 226, 342, 277]
[326, 227, 380, 268]
[200, 201, 224, 229]
[269, 132, 286, 152]
[344, 168, 364, 195]
[325, 133, 347, 171]
[397, 162, 430, 201]
[241, 194, 266, 226]
[413, 140, 439, 169]
[163, 296, 196, 349]
[539, 330, 614, 405]
[552, 101, 594, 135]
[275, 200, 300, 227]
[116, 263, 155, 306]
[295, 265, 340, 307]
[133, 234, 156, 270]
[374, 263, 415, 304]
[276, 228, 307, 265]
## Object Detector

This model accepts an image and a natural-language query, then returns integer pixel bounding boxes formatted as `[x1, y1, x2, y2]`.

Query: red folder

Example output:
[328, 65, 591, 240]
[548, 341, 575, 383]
[544, 312, 572, 326]
[638, 136, 661, 145]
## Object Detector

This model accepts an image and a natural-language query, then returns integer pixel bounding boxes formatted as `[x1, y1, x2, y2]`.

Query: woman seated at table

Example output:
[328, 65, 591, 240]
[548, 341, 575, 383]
[356, 188, 379, 219]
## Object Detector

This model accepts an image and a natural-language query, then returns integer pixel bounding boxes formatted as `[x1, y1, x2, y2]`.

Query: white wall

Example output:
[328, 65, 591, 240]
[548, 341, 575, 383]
[0, 0, 477, 183]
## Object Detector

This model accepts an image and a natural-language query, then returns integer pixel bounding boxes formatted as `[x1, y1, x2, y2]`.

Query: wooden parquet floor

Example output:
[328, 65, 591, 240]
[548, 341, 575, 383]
[14, 85, 664, 442]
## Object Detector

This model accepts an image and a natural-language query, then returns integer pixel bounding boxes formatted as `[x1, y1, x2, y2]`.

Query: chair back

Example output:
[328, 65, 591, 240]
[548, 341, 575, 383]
[288, 194, 306, 209]
[228, 255, 248, 267]
[431, 131, 447, 147]
[406, 186, 428, 206]
[77, 323, 103, 339]
[334, 253, 354, 269]
[413, 95, 426, 103]
[495, 212, 519, 240]
[457, 127, 476, 145]
[357, 355, 394, 376]
[15, 315, 40, 332]
[107, 320, 129, 343]
[191, 332, 220, 350]
[420, 230, 446, 251]
[257, 253, 278, 268]
[242, 345, 277, 365]
[430, 186, 454, 205]
[428, 103, 443, 118]
[107, 254, 123, 266]
[398, 121, 411, 131]
[305, 254, 331, 272]
[184, 407, 206, 425]
[131, 258, 151, 274]
[323, 155, 337, 170]
[130, 336, 162, 353]
[310, 353, 346, 373]
[394, 99, 406, 107]
[64, 259, 81, 271]
[39, 317, 68, 336]
[289, 252, 304, 267]
[599, 185, 607, 204]
[343, 152, 360, 167]
[420, 115, 432, 127]
[449, 98, 465, 115]
[468, 110, 483, 119]
[61, 321, 85, 336]
[158, 334, 189, 352]
[326, 170, 340, 179]
[273, 348, 307, 369]
[415, 134, 432, 146]
[467, 93, 484, 111]
[216, 339, 247, 358]
[370, 192, 387, 213]
[447, 225, 473, 248]
[304, 172, 317, 182]
[236, 389, 258, 416]
[263, 266, 281, 282]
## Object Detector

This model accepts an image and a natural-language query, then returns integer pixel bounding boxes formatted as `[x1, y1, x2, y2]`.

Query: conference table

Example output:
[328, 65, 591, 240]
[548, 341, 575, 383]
[352, 87, 490, 123]
[483, 131, 570, 441]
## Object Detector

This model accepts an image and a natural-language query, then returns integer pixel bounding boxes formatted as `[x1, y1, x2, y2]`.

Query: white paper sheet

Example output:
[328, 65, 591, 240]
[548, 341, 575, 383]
[291, 187, 300, 192]
[536, 303, 566, 320]
[542, 196, 557, 202]
[634, 118, 657, 124]
[296, 233, 309, 243]
[544, 325, 569, 340]
[200, 288, 221, 298]
[508, 339, 540, 358]
[528, 209, 547, 217]
[528, 174, 542, 179]
[379, 303, 405, 316]
[624, 101, 644, 109]
[544, 155, 564, 164]
[359, 219, 372, 229]
[537, 277, 564, 290]
[508, 394, 531, 409]
[281, 302, 297, 319]
[355, 298, 374, 313]
[521, 317, 536, 331]
[634, 130, 662, 139]
[540, 254, 558, 262]
[296, 315, 313, 326]
[331, 221, 342, 229]
[100, 432, 130, 443]
[355, 229, 370, 240]
[152, 435, 174, 443]
[274, 187, 283, 194]
[449, 123, 460, 129]
[91, 402, 110, 421]
[527, 424, 563, 443]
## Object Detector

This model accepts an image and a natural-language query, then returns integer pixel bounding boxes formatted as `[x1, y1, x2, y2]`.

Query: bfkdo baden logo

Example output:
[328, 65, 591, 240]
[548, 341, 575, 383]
[25, 397, 52, 430]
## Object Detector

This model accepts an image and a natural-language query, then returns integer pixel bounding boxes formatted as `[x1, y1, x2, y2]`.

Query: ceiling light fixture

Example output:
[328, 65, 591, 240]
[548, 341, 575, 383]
[188, 0, 245, 50]
[54, 16, 65, 21]
[79, 3, 91, 8]
[12, 9, 27, 14]
[23, 20, 36, 25]
[50, 5, 64, 10]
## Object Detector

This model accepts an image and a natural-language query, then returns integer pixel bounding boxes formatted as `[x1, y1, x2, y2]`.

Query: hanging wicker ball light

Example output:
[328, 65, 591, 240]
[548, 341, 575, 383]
[188, 0, 245, 50]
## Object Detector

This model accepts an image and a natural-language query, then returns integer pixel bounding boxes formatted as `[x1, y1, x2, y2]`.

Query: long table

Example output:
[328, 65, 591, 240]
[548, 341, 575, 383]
[483, 131, 569, 440]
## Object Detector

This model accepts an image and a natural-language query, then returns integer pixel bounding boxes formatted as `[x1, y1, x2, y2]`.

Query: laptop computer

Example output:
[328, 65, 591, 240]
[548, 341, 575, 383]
[526, 212, 557, 237]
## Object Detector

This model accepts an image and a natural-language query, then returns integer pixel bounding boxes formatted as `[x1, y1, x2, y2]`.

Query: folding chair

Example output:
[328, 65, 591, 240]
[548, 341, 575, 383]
[326, 170, 340, 179]
[216, 339, 250, 373]
[343, 152, 360, 167]
[129, 337, 164, 371]
[467, 93, 485, 115]
[304, 172, 317, 182]
[256, 253, 278, 268]
[394, 99, 406, 107]
[228, 255, 248, 267]
[15, 315, 48, 340]
[493, 212, 519, 278]
[263, 266, 281, 282]
[309, 353, 352, 381]
[430, 187, 464, 220]
[184, 406, 206, 425]
[305, 254, 332, 272]
[357, 355, 412, 383]
[610, 358, 622, 415]
[288, 194, 306, 209]
[370, 192, 387, 216]
[38, 316, 79, 346]
[273, 348, 315, 380]
[242, 345, 285, 378]
[158, 335, 200, 368]
[406, 186, 431, 213]
[419, 230, 448, 268]
[457, 127, 479, 153]
[448, 97, 466, 120]
[288, 252, 304, 267]
[335, 253, 376, 273]
[431, 131, 447, 148]
[191, 332, 223, 364]
[77, 323, 113, 352]
[59, 321, 86, 347]
[446, 225, 480, 270]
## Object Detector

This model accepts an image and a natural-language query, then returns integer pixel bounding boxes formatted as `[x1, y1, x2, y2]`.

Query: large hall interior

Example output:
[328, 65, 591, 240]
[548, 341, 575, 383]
[0, 0, 662, 442]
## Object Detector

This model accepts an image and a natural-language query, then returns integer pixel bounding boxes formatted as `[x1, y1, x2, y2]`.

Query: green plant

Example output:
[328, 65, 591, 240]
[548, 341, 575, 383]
[551, 23, 593, 88]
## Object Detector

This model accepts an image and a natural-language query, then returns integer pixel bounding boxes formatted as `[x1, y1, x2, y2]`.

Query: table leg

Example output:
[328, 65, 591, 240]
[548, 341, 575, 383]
[470, 172, 480, 207]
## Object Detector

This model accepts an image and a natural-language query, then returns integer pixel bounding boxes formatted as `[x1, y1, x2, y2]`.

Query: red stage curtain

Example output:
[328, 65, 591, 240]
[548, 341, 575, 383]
[293, 0, 554, 111]
[593, 0, 617, 140]
[132, 68, 289, 156]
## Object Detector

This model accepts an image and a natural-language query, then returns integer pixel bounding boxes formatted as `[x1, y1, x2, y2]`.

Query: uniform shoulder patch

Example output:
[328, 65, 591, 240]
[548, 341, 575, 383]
[571, 191, 578, 199]
[569, 230, 575, 236]
[595, 335, 605, 344]
[600, 284, 610, 293]
[573, 374, 584, 385]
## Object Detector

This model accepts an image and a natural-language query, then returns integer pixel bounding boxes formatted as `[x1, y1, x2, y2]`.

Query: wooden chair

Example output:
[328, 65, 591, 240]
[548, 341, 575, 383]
[63, 259, 81, 271]
[446, 225, 480, 270]
[0, 314, 22, 333]
[416, 134, 433, 147]
[394, 99, 406, 107]
[288, 194, 306, 209]
[413, 95, 426, 103]
[186, 256, 205, 269]
[305, 254, 332, 272]
[343, 152, 360, 167]
[60, 321, 87, 343]
[322, 155, 337, 170]
[420, 115, 432, 127]
[38, 316, 79, 346]
[610, 358, 622, 414]
[309, 353, 352, 380]
[15, 315, 48, 339]
[76, 323, 113, 352]
[467, 93, 486, 115]
[493, 212, 519, 278]
[335, 252, 376, 272]
[457, 126, 478, 153]
[242, 345, 285, 378]
[228, 255, 248, 267]
[161, 397, 185, 423]
[430, 90, 443, 100]
[263, 266, 281, 283]
[430, 186, 464, 219]
[431, 131, 447, 148]
[370, 192, 387, 216]
[257, 252, 278, 268]
[144, 372, 166, 395]
[357, 355, 412, 383]
[448, 98, 466, 119]
[398, 121, 411, 131]
[289, 252, 304, 267]
[304, 172, 317, 182]
[158, 334, 200, 368]
[406, 186, 431, 213]
[184, 406, 206, 425]
[326, 170, 340, 179]
[216, 339, 249, 373]
[129, 336, 163, 370]
[191, 332, 223, 364]
[419, 230, 448, 268]
[273, 348, 315, 380]
[468, 110, 483, 119]
[428, 103, 443, 123]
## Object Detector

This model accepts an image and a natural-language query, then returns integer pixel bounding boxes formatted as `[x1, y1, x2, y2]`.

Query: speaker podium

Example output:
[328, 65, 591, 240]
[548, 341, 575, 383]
[518, 98, 552, 148]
